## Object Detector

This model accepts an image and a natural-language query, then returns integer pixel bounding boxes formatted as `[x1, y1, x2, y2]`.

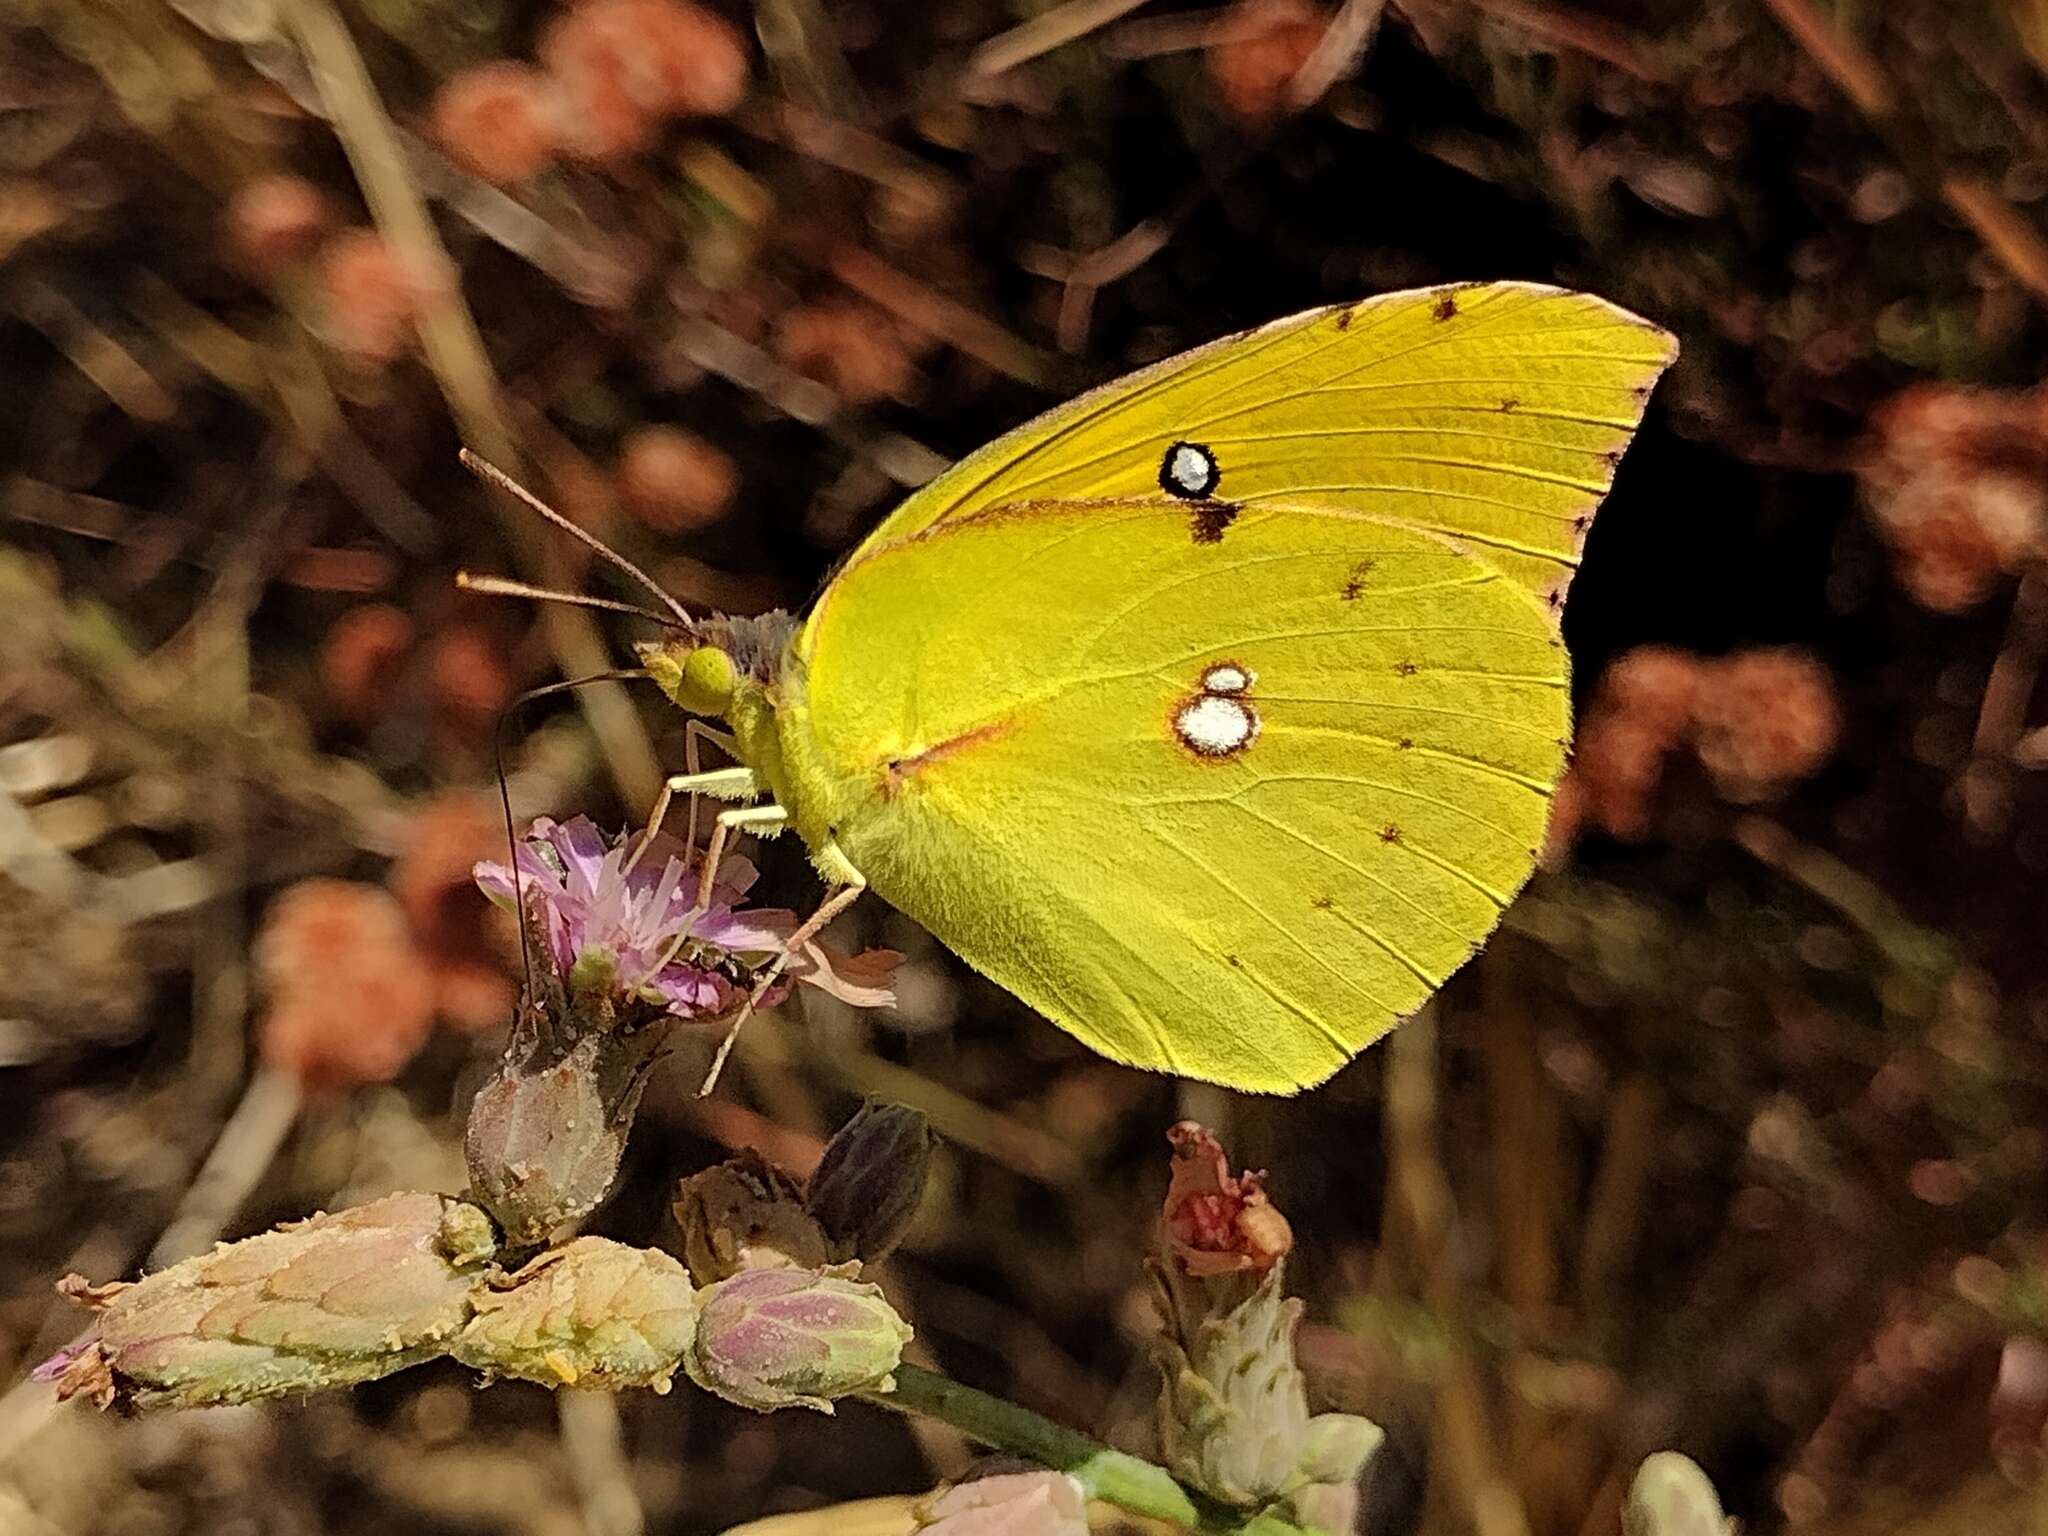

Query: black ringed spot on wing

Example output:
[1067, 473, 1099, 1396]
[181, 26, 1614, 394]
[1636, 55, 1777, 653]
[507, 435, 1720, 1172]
[1159, 440, 1221, 500]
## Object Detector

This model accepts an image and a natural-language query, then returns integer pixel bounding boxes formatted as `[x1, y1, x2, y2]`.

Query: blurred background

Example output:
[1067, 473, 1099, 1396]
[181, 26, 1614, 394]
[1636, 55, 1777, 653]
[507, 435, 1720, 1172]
[5, 0, 2048, 1532]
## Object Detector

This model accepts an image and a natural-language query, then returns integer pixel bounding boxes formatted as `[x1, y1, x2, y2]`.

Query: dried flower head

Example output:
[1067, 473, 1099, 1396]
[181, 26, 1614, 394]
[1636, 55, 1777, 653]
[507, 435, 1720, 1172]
[686, 1265, 912, 1412]
[389, 792, 515, 1031]
[321, 602, 414, 725]
[255, 879, 435, 1091]
[774, 302, 917, 405]
[1161, 1120, 1293, 1281]
[1207, 0, 1327, 124]
[616, 425, 740, 533]
[224, 173, 331, 277]
[1691, 648, 1841, 804]
[431, 62, 561, 186]
[540, 0, 749, 162]
[41, 1193, 496, 1412]
[1861, 382, 2048, 614]
[316, 228, 439, 365]
[675, 1150, 831, 1284]
[426, 619, 514, 753]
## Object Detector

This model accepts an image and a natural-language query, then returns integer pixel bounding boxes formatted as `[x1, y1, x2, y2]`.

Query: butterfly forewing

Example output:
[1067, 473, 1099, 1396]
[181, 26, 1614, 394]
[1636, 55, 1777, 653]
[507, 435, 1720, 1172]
[839, 283, 1677, 614]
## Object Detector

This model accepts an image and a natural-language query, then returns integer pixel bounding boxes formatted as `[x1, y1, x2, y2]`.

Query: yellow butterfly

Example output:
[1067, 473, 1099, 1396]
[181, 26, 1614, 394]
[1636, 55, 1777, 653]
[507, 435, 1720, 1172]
[615, 281, 1673, 1093]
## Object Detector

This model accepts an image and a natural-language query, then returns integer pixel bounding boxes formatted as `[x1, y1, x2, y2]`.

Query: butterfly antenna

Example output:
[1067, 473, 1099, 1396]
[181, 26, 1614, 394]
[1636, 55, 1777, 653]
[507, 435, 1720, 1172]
[457, 570, 690, 630]
[492, 667, 653, 1008]
[459, 449, 695, 629]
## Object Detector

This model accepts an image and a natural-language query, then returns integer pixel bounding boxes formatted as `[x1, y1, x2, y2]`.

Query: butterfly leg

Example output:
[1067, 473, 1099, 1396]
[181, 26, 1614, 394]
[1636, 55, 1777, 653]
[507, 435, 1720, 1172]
[696, 865, 867, 1097]
[627, 722, 747, 874]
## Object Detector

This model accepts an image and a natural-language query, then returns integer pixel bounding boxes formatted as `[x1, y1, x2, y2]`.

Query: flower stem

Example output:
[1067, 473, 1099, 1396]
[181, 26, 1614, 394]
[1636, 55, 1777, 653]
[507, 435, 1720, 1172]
[866, 1364, 1311, 1536]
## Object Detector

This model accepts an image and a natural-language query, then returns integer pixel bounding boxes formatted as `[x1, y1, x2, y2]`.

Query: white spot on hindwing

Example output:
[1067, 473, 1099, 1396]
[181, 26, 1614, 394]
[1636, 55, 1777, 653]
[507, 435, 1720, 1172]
[1176, 695, 1258, 756]
[1173, 659, 1261, 758]
[1160, 441, 1220, 500]
[1201, 664, 1253, 695]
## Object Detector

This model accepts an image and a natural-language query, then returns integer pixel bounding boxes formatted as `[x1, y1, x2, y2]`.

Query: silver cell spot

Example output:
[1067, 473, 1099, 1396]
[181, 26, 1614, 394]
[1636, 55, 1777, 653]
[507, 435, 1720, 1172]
[1175, 694, 1258, 757]
[1159, 441, 1220, 500]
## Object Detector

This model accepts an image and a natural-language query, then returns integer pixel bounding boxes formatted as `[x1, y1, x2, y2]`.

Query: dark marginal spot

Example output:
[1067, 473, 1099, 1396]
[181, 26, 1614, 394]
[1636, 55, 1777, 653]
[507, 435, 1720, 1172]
[1226, 953, 1243, 967]
[1160, 441, 1221, 500]
[1379, 825, 1402, 844]
[1340, 558, 1376, 600]
[1602, 449, 1622, 470]
[1394, 660, 1418, 677]
[1546, 587, 1566, 611]
[1433, 293, 1458, 322]
[1312, 895, 1335, 910]
[1498, 397, 1519, 413]
[1189, 501, 1239, 545]
[1335, 308, 1354, 332]
[1396, 737, 1414, 750]
[1572, 514, 1591, 534]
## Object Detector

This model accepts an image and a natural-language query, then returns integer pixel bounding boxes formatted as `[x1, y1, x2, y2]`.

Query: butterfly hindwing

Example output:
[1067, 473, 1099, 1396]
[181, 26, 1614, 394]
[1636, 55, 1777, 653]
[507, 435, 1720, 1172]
[784, 499, 1566, 1090]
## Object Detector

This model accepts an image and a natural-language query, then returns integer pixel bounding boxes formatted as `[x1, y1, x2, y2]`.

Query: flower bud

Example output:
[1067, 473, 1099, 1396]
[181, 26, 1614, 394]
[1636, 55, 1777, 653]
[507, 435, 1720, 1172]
[1153, 1266, 1312, 1507]
[1624, 1452, 1732, 1536]
[805, 1099, 934, 1264]
[464, 1022, 667, 1247]
[686, 1266, 912, 1412]
[1279, 1414, 1385, 1535]
[674, 1150, 830, 1284]
[913, 1470, 1090, 1536]
[40, 1192, 496, 1412]
[453, 1237, 697, 1392]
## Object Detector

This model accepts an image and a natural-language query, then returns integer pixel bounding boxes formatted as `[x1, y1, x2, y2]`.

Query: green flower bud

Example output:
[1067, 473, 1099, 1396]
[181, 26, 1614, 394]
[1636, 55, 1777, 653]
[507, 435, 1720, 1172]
[686, 1266, 912, 1413]
[674, 1150, 830, 1284]
[465, 1024, 667, 1248]
[41, 1192, 495, 1412]
[1152, 1266, 1312, 1507]
[913, 1470, 1090, 1536]
[1624, 1453, 1732, 1536]
[453, 1236, 697, 1392]
[806, 1099, 934, 1265]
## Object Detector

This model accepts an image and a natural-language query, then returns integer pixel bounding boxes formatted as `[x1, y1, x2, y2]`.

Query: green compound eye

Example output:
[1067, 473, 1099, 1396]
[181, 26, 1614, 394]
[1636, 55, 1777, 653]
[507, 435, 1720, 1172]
[640, 640, 739, 718]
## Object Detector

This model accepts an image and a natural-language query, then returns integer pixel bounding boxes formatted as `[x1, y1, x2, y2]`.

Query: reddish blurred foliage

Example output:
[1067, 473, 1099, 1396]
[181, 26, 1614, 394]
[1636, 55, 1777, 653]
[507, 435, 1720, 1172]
[615, 425, 739, 532]
[1563, 645, 1842, 843]
[774, 302, 916, 404]
[387, 793, 515, 1032]
[223, 174, 331, 278]
[431, 62, 562, 186]
[1860, 383, 2048, 614]
[1206, 0, 1327, 124]
[255, 880, 435, 1091]
[321, 603, 415, 726]
[539, 0, 750, 163]
[316, 229, 438, 364]
[1161, 1121, 1292, 1278]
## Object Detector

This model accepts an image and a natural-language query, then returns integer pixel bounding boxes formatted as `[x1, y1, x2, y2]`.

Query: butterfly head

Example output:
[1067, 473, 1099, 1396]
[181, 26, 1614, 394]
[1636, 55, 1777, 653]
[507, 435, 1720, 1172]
[638, 610, 799, 722]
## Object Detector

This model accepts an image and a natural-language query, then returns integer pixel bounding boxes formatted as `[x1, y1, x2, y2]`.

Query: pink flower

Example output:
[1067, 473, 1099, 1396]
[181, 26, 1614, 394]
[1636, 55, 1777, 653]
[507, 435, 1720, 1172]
[474, 817, 897, 1018]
